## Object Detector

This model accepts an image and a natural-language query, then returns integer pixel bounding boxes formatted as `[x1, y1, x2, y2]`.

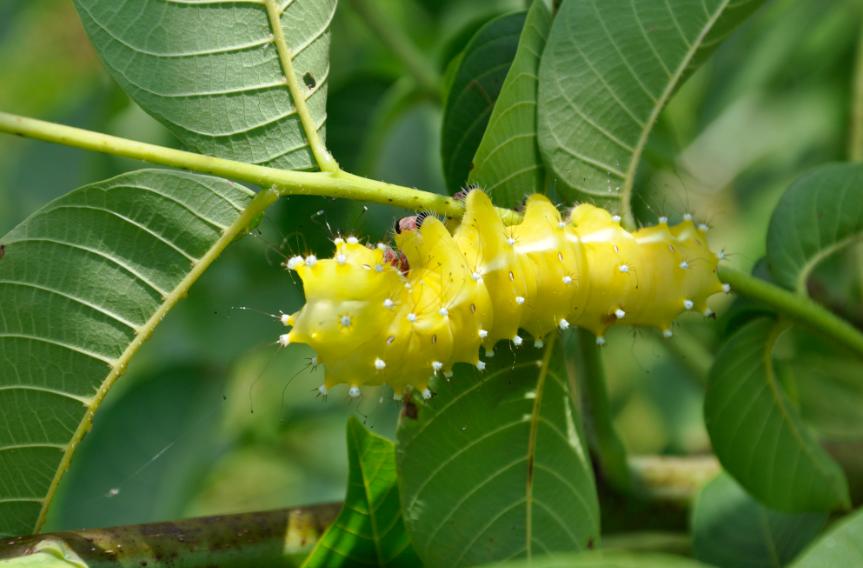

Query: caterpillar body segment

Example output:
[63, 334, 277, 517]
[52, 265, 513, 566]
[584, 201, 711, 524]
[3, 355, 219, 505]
[282, 190, 724, 394]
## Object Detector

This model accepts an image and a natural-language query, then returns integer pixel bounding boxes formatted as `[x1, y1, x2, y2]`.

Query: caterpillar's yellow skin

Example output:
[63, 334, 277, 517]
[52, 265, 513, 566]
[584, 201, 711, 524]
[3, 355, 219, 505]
[282, 190, 724, 395]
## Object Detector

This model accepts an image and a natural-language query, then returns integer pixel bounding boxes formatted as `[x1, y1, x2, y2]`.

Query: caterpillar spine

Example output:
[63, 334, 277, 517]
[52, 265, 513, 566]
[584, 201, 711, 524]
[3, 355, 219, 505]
[281, 190, 725, 395]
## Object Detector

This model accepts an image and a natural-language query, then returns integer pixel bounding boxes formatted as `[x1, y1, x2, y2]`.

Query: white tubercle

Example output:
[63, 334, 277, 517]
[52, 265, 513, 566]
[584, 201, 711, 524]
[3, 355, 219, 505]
[421, 388, 433, 400]
[439, 307, 449, 317]
[722, 283, 731, 294]
[472, 272, 483, 282]
[658, 216, 668, 224]
[683, 299, 694, 310]
[683, 213, 693, 222]
[562, 275, 573, 285]
[614, 308, 626, 319]
[611, 215, 622, 223]
[305, 255, 317, 267]
[432, 361, 443, 372]
[374, 358, 386, 370]
[478, 329, 489, 339]
[280, 313, 292, 326]
[383, 298, 395, 309]
[515, 296, 525, 305]
[512, 335, 523, 346]
[348, 386, 361, 398]
[679, 260, 689, 269]
[407, 312, 417, 322]
[559, 319, 570, 330]
[662, 329, 673, 338]
[336, 254, 347, 265]
[278, 334, 291, 347]
[596, 336, 606, 346]
[619, 264, 630, 273]
[534, 339, 544, 349]
[340, 315, 352, 327]
[286, 256, 304, 270]
[346, 236, 359, 245]
[318, 385, 328, 396]
[476, 361, 486, 371]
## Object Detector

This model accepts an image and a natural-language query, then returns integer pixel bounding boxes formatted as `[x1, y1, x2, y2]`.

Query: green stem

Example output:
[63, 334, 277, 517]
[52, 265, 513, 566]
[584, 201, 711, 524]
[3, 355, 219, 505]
[0, 112, 522, 223]
[347, 0, 443, 102]
[2, 111, 862, 359]
[572, 329, 631, 492]
[718, 265, 863, 358]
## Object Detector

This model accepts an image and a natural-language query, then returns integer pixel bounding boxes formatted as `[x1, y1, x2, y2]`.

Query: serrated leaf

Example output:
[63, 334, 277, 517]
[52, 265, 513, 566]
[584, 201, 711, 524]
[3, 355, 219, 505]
[74, 0, 336, 171]
[441, 12, 526, 192]
[793, 507, 863, 567]
[691, 473, 827, 568]
[302, 417, 418, 568]
[468, 0, 552, 207]
[0, 169, 260, 536]
[397, 336, 599, 567]
[766, 163, 863, 293]
[537, 0, 764, 220]
[704, 318, 850, 512]
[487, 550, 706, 567]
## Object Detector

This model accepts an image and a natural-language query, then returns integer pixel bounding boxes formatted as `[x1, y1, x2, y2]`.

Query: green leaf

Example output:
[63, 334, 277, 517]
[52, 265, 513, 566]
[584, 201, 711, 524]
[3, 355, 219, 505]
[486, 550, 706, 567]
[766, 163, 863, 293]
[468, 0, 552, 207]
[397, 336, 600, 567]
[704, 318, 850, 512]
[0, 169, 262, 536]
[537, 0, 764, 222]
[441, 12, 526, 192]
[74, 0, 336, 171]
[691, 473, 827, 568]
[303, 417, 419, 568]
[793, 508, 863, 568]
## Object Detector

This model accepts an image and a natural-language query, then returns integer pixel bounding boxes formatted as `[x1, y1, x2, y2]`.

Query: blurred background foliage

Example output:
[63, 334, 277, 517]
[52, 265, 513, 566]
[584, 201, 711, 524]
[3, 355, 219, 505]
[1, 0, 862, 532]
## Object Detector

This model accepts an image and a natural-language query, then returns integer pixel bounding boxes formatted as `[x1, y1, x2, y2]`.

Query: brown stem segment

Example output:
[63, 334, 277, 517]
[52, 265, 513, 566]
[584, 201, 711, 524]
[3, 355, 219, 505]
[0, 505, 340, 568]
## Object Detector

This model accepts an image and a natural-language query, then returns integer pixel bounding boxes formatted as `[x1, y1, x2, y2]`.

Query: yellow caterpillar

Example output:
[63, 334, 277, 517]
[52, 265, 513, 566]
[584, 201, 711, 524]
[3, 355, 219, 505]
[279, 190, 727, 398]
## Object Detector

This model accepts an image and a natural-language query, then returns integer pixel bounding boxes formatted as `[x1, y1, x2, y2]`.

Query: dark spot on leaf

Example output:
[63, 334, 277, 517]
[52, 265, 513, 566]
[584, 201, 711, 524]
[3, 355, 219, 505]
[526, 452, 534, 484]
[0, 244, 5, 260]
[303, 72, 316, 89]
[587, 537, 595, 549]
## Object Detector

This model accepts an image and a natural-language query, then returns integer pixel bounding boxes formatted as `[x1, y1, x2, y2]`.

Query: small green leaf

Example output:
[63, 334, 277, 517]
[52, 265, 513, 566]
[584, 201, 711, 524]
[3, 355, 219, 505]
[704, 318, 850, 512]
[0, 170, 259, 536]
[75, 0, 336, 171]
[487, 550, 706, 567]
[302, 417, 419, 568]
[468, 0, 552, 207]
[692, 473, 827, 568]
[537, 0, 764, 221]
[767, 163, 863, 293]
[793, 508, 863, 567]
[441, 12, 526, 192]
[397, 336, 600, 567]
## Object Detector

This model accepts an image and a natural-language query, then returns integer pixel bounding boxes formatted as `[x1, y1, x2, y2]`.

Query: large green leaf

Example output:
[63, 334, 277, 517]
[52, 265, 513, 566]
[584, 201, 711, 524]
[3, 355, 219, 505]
[441, 12, 525, 192]
[793, 508, 863, 567]
[691, 473, 827, 568]
[766, 163, 863, 293]
[74, 0, 335, 171]
[397, 336, 600, 567]
[468, 0, 552, 207]
[537, 0, 764, 220]
[704, 318, 850, 512]
[302, 417, 418, 567]
[0, 169, 260, 536]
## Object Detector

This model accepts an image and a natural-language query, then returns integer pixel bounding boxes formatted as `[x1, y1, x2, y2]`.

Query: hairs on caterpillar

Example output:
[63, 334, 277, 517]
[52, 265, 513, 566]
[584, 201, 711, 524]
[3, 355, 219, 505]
[278, 189, 729, 399]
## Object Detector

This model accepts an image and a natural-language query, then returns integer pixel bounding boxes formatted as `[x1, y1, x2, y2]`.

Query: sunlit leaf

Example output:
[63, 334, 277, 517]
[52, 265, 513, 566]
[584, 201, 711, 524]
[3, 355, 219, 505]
[397, 336, 599, 567]
[468, 0, 552, 207]
[487, 550, 706, 567]
[704, 318, 850, 512]
[303, 417, 418, 567]
[538, 0, 764, 219]
[75, 0, 336, 170]
[0, 169, 257, 535]
[794, 507, 863, 567]
[766, 163, 863, 292]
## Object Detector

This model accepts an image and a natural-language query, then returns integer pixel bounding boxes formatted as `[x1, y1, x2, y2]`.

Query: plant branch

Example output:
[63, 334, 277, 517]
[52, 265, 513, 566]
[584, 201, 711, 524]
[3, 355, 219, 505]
[571, 329, 631, 492]
[0, 112, 522, 224]
[718, 265, 863, 358]
[2, 111, 862, 358]
[0, 505, 340, 567]
[347, 0, 443, 102]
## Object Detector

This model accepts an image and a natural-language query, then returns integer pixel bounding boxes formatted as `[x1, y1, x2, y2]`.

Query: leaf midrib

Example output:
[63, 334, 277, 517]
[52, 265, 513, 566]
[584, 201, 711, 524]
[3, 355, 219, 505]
[31, 187, 277, 533]
[620, 0, 735, 227]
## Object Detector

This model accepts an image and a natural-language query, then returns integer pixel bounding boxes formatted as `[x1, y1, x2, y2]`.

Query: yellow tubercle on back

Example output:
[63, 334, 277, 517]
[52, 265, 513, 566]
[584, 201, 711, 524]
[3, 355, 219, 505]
[282, 190, 725, 395]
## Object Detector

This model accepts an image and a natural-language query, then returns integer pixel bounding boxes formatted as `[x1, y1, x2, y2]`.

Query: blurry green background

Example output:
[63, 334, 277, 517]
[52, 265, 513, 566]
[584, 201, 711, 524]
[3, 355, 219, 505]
[1, 0, 861, 531]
